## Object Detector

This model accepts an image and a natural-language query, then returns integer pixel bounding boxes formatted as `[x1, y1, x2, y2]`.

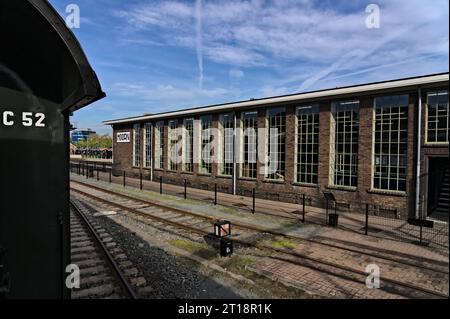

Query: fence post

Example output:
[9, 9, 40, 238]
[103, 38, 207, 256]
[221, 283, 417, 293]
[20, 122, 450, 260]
[160, 176, 162, 194]
[86, 164, 89, 179]
[97, 167, 99, 181]
[184, 179, 187, 200]
[325, 199, 329, 225]
[252, 188, 256, 214]
[419, 225, 423, 245]
[109, 169, 112, 184]
[214, 184, 217, 205]
[302, 194, 306, 223]
[365, 204, 369, 235]
[123, 171, 126, 187]
[140, 172, 143, 190]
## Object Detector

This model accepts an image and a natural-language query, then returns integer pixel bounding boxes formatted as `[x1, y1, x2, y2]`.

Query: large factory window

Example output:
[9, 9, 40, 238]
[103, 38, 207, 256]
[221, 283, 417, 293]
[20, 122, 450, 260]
[426, 90, 449, 144]
[219, 113, 234, 176]
[241, 111, 258, 179]
[200, 115, 213, 174]
[330, 101, 359, 188]
[168, 120, 179, 171]
[373, 95, 409, 192]
[183, 118, 194, 172]
[133, 124, 141, 167]
[266, 107, 286, 180]
[155, 121, 165, 170]
[296, 105, 319, 185]
[143, 123, 152, 168]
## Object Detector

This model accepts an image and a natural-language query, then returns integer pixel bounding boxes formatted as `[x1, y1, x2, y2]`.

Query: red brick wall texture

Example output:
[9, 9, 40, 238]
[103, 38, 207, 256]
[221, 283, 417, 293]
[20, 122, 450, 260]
[111, 88, 449, 219]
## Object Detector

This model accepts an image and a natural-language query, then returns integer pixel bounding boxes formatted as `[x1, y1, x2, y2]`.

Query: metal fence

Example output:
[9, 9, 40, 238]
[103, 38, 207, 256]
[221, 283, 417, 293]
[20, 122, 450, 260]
[70, 161, 448, 249]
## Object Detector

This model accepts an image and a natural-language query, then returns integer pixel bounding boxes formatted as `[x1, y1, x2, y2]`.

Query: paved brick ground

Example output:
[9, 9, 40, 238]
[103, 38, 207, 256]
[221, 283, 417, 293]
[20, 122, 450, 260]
[248, 257, 405, 299]
[71, 173, 449, 299]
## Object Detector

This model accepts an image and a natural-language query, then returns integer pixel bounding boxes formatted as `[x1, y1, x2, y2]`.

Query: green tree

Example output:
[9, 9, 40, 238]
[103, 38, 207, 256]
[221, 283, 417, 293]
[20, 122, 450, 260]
[75, 134, 112, 149]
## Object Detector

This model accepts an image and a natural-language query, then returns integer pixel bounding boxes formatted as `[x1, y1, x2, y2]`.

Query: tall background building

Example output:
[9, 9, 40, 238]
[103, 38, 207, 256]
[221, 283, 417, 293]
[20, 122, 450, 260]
[71, 129, 96, 143]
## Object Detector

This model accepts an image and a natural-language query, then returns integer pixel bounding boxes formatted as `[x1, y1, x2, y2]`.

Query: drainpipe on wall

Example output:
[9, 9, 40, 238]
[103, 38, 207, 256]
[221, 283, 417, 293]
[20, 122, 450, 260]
[232, 112, 237, 195]
[150, 124, 154, 182]
[415, 87, 422, 219]
[111, 124, 114, 165]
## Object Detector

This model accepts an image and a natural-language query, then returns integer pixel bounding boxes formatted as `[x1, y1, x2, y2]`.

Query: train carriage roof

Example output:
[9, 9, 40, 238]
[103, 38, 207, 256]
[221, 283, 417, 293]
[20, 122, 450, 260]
[0, 0, 105, 112]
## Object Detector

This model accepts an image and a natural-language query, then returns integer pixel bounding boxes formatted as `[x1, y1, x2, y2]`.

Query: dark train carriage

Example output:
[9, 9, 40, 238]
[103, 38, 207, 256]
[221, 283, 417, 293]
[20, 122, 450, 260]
[0, 0, 104, 298]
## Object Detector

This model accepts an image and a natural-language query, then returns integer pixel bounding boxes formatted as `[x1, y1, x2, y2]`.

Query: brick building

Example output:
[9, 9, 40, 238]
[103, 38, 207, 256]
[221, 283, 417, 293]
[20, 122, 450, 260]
[104, 73, 449, 221]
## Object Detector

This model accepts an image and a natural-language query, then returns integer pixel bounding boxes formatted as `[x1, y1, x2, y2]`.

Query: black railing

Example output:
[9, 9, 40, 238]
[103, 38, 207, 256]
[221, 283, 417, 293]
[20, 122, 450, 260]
[69, 161, 448, 248]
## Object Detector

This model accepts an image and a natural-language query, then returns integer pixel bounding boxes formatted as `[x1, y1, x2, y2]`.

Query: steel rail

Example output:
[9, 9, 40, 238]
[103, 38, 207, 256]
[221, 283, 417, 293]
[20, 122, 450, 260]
[71, 179, 449, 275]
[70, 199, 137, 299]
[70, 185, 448, 299]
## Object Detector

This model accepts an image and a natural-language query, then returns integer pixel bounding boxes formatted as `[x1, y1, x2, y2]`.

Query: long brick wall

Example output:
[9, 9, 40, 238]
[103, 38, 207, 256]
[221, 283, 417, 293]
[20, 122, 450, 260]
[111, 88, 449, 219]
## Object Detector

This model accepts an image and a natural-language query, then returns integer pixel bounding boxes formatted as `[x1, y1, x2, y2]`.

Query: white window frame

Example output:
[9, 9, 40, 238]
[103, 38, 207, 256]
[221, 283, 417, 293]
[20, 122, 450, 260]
[183, 118, 194, 172]
[240, 111, 258, 179]
[372, 95, 409, 192]
[168, 119, 179, 171]
[330, 100, 359, 188]
[154, 121, 164, 170]
[143, 123, 152, 169]
[200, 115, 212, 174]
[295, 105, 319, 185]
[425, 90, 449, 145]
[132, 123, 141, 167]
[265, 107, 286, 181]
[219, 113, 234, 176]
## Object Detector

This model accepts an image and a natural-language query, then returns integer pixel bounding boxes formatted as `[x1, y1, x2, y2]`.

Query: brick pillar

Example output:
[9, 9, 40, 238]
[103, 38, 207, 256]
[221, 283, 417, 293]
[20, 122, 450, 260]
[358, 97, 374, 199]
[318, 101, 331, 190]
[285, 105, 296, 184]
[407, 92, 418, 217]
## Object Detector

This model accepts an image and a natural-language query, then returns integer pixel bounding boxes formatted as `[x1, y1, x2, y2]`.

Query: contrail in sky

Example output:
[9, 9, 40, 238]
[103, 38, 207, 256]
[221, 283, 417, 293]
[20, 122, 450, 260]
[195, 0, 203, 90]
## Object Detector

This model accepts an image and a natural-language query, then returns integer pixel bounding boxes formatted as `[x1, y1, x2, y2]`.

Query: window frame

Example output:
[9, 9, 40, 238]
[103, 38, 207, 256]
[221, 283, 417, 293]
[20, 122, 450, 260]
[168, 119, 179, 172]
[240, 111, 258, 179]
[265, 107, 286, 181]
[132, 123, 141, 167]
[154, 121, 165, 170]
[372, 94, 409, 193]
[295, 105, 319, 185]
[425, 89, 449, 145]
[200, 115, 213, 175]
[182, 118, 194, 173]
[329, 100, 359, 188]
[219, 113, 234, 176]
[143, 123, 152, 169]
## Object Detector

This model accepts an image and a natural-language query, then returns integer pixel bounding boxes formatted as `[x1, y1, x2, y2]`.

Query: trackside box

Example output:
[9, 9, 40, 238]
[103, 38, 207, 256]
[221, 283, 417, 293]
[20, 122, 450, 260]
[0, 0, 104, 299]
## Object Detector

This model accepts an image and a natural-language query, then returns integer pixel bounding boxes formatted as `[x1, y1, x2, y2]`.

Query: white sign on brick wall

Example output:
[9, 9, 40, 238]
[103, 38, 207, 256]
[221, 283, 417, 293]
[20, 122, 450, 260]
[117, 132, 130, 143]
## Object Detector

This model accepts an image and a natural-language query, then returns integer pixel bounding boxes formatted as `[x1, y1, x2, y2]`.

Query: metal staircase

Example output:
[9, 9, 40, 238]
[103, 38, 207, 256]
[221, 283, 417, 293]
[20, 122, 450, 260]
[432, 168, 449, 221]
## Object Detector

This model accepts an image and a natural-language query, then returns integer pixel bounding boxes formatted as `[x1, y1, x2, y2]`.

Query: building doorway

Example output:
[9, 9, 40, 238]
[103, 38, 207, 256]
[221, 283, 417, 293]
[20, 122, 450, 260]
[427, 157, 449, 221]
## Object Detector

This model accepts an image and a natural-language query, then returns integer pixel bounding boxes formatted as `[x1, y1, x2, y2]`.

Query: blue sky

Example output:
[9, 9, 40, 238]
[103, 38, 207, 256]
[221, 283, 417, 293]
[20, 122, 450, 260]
[49, 0, 449, 135]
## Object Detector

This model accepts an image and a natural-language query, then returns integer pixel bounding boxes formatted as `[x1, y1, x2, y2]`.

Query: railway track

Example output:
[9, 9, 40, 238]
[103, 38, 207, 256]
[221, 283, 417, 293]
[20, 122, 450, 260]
[70, 199, 145, 299]
[70, 180, 449, 299]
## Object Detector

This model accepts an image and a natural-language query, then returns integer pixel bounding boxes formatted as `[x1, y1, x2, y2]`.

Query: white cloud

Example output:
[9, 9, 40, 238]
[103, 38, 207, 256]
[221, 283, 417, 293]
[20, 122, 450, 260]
[195, 0, 204, 89]
[114, 0, 448, 94]
[111, 81, 229, 109]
